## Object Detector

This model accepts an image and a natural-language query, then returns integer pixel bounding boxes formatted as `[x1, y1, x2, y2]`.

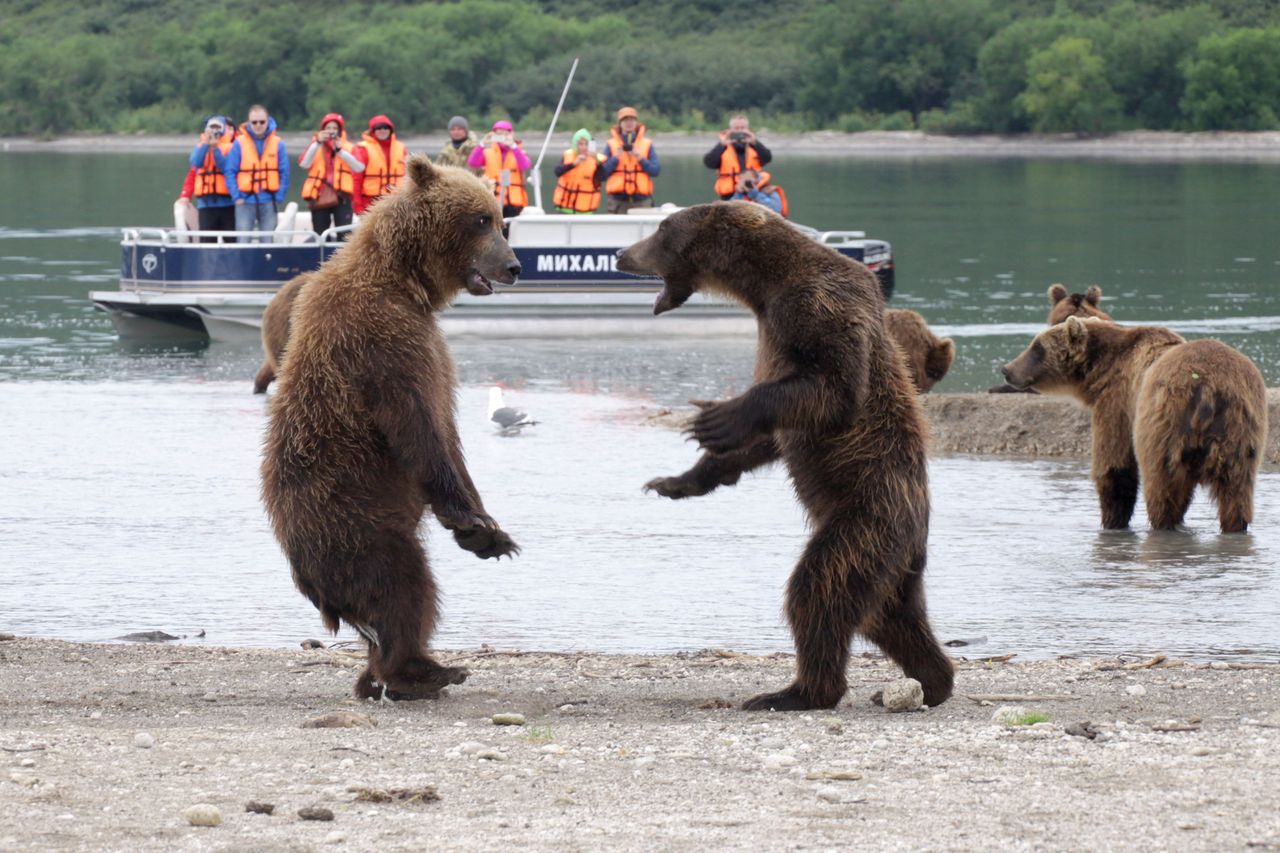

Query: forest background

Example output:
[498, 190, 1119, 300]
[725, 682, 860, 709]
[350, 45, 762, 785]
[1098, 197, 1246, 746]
[4, 0, 1280, 137]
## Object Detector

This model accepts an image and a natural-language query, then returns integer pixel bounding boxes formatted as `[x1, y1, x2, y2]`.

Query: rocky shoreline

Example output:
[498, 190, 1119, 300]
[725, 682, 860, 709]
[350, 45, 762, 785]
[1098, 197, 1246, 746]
[7, 130, 1280, 161]
[1, 636, 1276, 851]
[639, 390, 1280, 467]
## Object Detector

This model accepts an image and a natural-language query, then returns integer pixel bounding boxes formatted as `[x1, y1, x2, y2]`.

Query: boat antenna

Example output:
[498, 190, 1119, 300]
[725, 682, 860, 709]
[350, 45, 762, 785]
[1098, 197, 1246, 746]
[530, 56, 579, 212]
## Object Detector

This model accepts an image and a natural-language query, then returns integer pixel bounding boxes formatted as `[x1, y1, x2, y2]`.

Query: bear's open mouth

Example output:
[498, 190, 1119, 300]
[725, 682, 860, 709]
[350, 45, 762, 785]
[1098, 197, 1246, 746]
[466, 269, 495, 296]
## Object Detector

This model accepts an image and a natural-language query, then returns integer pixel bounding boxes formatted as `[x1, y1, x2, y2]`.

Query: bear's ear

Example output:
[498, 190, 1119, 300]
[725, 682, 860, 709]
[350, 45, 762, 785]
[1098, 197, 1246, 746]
[1063, 315, 1089, 350]
[407, 155, 437, 190]
[729, 203, 770, 230]
[1048, 283, 1068, 304]
[1085, 285, 1103, 305]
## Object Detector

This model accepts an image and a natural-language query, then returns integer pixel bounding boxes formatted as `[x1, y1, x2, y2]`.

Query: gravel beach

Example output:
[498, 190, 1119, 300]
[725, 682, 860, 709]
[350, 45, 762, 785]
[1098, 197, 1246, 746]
[1, 636, 1276, 852]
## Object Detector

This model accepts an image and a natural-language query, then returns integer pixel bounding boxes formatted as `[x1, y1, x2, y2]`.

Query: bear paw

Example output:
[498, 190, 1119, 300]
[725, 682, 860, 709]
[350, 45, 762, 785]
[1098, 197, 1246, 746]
[643, 475, 713, 499]
[742, 686, 840, 712]
[454, 526, 520, 560]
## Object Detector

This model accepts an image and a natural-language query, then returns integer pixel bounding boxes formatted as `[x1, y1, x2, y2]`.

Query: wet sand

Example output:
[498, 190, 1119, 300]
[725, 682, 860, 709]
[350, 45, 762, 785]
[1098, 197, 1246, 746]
[1, 636, 1276, 852]
[7, 130, 1280, 161]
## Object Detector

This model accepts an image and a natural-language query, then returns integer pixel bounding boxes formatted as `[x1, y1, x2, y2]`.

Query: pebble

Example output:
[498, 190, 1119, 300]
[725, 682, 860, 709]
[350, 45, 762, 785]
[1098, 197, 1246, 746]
[19, 758, 35, 768]
[763, 752, 798, 770]
[245, 801, 275, 815]
[89, 711, 102, 721]
[881, 679, 924, 713]
[538, 744, 566, 755]
[324, 831, 346, 844]
[133, 732, 155, 749]
[202, 692, 218, 702]
[1125, 684, 1147, 697]
[820, 716, 843, 733]
[492, 713, 526, 726]
[990, 705, 1029, 726]
[300, 639, 326, 650]
[1210, 662, 1230, 670]
[302, 711, 376, 730]
[183, 804, 222, 827]
[298, 806, 335, 822]
[339, 758, 354, 770]
[633, 755, 655, 770]
[458, 741, 490, 755]
[816, 786, 842, 803]
[0, 632, 14, 641]
[476, 749, 508, 761]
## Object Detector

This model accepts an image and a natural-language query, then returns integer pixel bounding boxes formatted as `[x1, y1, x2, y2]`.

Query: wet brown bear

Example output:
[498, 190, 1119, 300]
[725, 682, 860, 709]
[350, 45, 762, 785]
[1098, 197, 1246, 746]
[1047, 283, 1111, 326]
[1003, 317, 1266, 532]
[252, 271, 312, 394]
[262, 157, 521, 700]
[884, 309, 954, 393]
[618, 202, 954, 712]
[990, 283, 1114, 394]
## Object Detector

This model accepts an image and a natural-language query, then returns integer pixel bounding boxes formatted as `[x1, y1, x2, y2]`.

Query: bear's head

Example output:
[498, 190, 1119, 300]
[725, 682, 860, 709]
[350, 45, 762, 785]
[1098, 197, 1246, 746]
[1002, 315, 1099, 391]
[355, 156, 520, 306]
[615, 202, 780, 315]
[1047, 283, 1110, 325]
[920, 338, 956, 392]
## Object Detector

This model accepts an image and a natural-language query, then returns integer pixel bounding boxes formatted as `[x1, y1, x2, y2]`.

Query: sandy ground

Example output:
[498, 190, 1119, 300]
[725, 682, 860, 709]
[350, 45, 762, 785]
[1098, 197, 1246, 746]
[7, 130, 1280, 161]
[638, 390, 1280, 467]
[1, 636, 1277, 852]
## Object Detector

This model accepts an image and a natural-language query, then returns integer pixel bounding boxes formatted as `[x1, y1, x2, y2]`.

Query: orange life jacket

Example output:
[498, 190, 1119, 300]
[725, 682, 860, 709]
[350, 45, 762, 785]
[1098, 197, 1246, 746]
[483, 144, 528, 208]
[715, 143, 763, 197]
[552, 149, 603, 212]
[195, 138, 234, 198]
[235, 130, 282, 195]
[754, 170, 789, 218]
[359, 134, 407, 198]
[301, 136, 356, 199]
[605, 126, 654, 198]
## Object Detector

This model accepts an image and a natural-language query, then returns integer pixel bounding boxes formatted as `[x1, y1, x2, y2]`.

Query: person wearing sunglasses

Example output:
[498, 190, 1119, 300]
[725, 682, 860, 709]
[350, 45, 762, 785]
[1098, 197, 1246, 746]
[224, 104, 290, 241]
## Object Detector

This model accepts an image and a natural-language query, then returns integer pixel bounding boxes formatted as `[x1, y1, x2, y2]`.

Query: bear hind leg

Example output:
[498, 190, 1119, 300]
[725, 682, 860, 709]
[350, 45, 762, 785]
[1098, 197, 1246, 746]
[1208, 467, 1254, 534]
[356, 534, 468, 700]
[864, 559, 954, 707]
[1141, 462, 1196, 531]
[252, 361, 275, 394]
[743, 526, 865, 712]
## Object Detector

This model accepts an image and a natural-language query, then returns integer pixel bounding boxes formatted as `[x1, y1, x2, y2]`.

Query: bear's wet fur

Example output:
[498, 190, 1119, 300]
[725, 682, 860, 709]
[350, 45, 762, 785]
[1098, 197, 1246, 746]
[618, 202, 954, 712]
[252, 272, 312, 394]
[1003, 316, 1266, 533]
[885, 309, 954, 393]
[261, 157, 522, 700]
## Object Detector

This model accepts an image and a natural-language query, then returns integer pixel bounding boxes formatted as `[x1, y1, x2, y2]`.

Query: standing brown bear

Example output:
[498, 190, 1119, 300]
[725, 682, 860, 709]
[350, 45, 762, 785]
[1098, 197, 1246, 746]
[252, 271, 312, 394]
[618, 202, 954, 712]
[262, 157, 521, 701]
[884, 309, 954, 393]
[1003, 316, 1266, 532]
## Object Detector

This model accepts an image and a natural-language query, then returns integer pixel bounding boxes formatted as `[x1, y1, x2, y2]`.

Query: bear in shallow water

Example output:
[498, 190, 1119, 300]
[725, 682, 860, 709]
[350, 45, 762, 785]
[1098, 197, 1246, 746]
[261, 157, 521, 700]
[1003, 316, 1266, 533]
[618, 202, 954, 712]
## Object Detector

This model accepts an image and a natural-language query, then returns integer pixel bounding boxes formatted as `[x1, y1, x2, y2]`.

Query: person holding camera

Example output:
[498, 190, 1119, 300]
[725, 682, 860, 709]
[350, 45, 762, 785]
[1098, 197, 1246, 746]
[602, 106, 659, 214]
[704, 114, 772, 200]
[353, 115, 407, 216]
[467, 120, 531, 219]
[298, 113, 364, 239]
[728, 168, 785, 215]
[185, 115, 237, 242]
[552, 129, 605, 214]
[225, 105, 289, 241]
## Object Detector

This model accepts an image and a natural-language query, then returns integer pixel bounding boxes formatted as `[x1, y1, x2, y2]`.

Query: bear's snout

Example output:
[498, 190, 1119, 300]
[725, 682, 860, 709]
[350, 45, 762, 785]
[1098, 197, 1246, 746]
[507, 261, 522, 280]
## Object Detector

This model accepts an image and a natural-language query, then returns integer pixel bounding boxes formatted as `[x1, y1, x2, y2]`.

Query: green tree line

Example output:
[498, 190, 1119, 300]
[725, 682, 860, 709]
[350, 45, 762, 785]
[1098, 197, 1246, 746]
[2, 0, 1280, 136]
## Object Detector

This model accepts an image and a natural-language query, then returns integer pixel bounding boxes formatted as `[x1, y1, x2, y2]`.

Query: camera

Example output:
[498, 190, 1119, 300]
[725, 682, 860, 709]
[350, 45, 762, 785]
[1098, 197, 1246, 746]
[729, 131, 747, 142]
[743, 179, 755, 189]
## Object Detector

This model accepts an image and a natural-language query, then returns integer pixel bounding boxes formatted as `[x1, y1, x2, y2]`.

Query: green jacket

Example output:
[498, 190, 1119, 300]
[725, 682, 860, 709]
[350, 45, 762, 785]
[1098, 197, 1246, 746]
[436, 133, 481, 171]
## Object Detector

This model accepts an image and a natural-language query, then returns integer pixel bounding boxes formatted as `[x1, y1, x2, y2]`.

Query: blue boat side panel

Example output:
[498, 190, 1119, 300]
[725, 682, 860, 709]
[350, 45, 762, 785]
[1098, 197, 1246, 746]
[512, 246, 866, 285]
[121, 243, 328, 291]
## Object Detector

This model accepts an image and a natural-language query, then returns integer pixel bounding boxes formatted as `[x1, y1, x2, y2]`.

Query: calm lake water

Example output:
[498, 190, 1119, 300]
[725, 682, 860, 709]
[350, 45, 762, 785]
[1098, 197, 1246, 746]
[0, 150, 1277, 660]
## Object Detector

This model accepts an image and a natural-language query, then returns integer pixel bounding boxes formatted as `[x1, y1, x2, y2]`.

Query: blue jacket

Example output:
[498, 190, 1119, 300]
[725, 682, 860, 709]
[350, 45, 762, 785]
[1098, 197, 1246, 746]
[224, 116, 290, 206]
[730, 186, 783, 214]
[188, 115, 235, 209]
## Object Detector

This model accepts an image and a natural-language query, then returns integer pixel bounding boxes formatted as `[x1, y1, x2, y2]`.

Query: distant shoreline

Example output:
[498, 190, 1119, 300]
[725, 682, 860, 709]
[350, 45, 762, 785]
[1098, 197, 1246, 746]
[5, 129, 1280, 161]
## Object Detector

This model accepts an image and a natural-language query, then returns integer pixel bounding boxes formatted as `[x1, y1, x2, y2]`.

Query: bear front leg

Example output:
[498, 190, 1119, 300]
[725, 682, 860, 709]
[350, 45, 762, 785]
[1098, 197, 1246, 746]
[645, 437, 780, 499]
[1096, 466, 1139, 529]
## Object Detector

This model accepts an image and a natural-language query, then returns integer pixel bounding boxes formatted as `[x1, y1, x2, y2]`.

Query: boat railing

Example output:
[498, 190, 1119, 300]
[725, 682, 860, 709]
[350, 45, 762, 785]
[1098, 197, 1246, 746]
[815, 230, 868, 245]
[318, 224, 358, 244]
[122, 227, 325, 246]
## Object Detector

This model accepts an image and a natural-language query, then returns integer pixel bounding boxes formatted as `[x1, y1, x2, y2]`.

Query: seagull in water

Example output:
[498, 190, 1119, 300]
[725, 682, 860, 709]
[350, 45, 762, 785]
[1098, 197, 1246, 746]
[488, 386, 538, 436]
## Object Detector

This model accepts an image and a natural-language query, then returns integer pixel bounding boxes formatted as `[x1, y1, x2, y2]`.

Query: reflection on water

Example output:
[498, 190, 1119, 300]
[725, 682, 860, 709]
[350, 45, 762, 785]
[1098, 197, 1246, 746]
[0, 382, 1275, 661]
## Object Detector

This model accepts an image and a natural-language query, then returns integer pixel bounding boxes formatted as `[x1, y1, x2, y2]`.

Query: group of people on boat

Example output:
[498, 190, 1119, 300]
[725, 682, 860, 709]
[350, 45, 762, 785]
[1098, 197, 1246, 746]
[177, 105, 787, 242]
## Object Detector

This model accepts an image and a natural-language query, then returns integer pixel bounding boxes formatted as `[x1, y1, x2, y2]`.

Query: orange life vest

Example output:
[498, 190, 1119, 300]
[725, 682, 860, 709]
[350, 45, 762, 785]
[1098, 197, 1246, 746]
[754, 171, 789, 218]
[235, 131, 282, 195]
[605, 126, 654, 198]
[302, 136, 356, 200]
[715, 143, 763, 197]
[195, 138, 233, 198]
[483, 144, 529, 208]
[359, 134, 407, 198]
[552, 149, 603, 212]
